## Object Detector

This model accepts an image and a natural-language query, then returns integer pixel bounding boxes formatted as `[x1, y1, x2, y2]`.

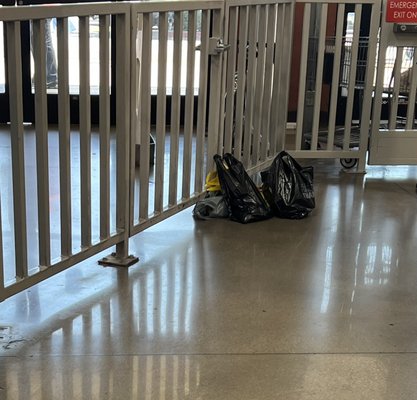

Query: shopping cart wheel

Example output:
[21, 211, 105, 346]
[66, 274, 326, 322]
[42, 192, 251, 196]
[340, 158, 358, 169]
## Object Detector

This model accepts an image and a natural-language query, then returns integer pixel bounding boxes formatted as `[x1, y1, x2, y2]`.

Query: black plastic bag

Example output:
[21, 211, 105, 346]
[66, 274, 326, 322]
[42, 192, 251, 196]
[261, 151, 315, 219]
[193, 194, 230, 220]
[214, 153, 272, 224]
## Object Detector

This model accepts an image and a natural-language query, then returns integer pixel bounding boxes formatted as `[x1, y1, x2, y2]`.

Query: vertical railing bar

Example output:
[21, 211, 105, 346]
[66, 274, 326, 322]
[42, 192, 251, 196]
[389, 48, 403, 130]
[168, 11, 183, 206]
[206, 7, 223, 171]
[406, 48, 417, 129]
[358, 2, 379, 171]
[370, 23, 388, 148]
[33, 19, 51, 267]
[217, 5, 229, 158]
[311, 4, 328, 151]
[139, 13, 152, 220]
[224, 6, 238, 155]
[57, 17, 72, 257]
[155, 12, 168, 213]
[6, 21, 28, 278]
[260, 4, 276, 160]
[243, 5, 258, 168]
[252, 4, 267, 165]
[182, 10, 196, 199]
[234, 6, 249, 160]
[99, 15, 111, 240]
[79, 16, 91, 248]
[114, 12, 131, 259]
[343, 4, 361, 151]
[270, 3, 285, 154]
[295, 4, 311, 150]
[276, 2, 295, 153]
[130, 12, 140, 229]
[327, 4, 345, 150]
[195, 10, 210, 192]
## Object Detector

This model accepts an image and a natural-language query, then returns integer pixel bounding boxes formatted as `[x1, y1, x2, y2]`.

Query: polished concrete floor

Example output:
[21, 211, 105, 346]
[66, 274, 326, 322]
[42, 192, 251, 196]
[1, 160, 417, 399]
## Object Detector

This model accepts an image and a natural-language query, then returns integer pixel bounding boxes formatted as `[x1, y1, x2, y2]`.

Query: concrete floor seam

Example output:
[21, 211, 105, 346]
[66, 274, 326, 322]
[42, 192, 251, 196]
[3, 351, 417, 358]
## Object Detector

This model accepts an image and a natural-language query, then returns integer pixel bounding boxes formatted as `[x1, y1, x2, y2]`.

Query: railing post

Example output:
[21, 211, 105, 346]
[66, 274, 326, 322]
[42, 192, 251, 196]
[79, 15, 92, 249]
[99, 11, 138, 267]
[207, 7, 225, 173]
[357, 0, 380, 173]
[99, 14, 111, 241]
[33, 19, 52, 268]
[278, 1, 296, 152]
[6, 21, 28, 280]
[57, 17, 73, 258]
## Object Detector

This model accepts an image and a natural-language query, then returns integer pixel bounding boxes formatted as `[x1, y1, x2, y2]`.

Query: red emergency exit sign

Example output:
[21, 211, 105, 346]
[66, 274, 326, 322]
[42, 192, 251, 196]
[386, 0, 417, 23]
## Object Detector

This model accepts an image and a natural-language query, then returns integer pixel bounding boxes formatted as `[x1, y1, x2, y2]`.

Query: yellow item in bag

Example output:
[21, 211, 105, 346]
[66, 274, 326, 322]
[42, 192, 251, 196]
[205, 171, 221, 192]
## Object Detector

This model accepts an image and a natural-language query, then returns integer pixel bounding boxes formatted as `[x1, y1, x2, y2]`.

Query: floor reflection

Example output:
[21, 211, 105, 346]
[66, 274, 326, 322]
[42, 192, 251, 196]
[1, 223, 197, 358]
[2, 355, 202, 400]
[314, 170, 413, 316]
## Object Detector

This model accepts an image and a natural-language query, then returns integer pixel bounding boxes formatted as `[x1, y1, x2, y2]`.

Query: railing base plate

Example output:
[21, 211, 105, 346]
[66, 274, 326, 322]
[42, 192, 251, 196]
[98, 253, 139, 268]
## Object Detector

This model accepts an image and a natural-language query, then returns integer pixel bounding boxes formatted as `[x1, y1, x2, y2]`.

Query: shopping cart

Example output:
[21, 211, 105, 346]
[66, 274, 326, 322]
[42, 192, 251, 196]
[302, 35, 415, 169]
[303, 125, 362, 169]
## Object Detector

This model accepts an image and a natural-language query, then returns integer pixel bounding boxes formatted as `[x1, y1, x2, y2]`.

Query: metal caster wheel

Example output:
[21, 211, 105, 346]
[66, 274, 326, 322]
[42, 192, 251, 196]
[340, 158, 358, 169]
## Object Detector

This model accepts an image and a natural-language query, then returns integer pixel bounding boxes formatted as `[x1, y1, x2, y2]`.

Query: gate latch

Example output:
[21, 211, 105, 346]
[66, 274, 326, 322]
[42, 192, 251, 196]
[196, 38, 230, 55]
[209, 38, 230, 55]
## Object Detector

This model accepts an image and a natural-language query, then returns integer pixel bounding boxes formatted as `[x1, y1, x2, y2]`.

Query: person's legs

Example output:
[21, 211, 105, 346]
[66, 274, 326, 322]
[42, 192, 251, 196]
[44, 19, 57, 88]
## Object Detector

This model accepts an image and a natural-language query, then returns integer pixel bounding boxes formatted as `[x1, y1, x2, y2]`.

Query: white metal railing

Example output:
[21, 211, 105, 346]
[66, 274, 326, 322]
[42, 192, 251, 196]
[221, 0, 295, 173]
[287, 0, 380, 171]
[0, 0, 295, 302]
[129, 0, 225, 236]
[0, 2, 133, 301]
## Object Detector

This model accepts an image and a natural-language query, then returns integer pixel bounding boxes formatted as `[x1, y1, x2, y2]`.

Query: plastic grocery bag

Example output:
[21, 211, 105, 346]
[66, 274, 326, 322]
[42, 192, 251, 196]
[261, 151, 315, 219]
[214, 153, 272, 224]
[193, 194, 230, 220]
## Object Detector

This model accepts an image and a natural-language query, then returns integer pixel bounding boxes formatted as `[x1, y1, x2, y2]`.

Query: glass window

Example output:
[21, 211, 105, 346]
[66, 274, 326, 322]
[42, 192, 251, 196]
[30, 16, 111, 95]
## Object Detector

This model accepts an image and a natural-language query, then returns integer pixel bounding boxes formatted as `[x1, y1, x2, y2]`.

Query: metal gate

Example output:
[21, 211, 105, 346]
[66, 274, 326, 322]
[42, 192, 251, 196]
[221, 0, 295, 173]
[129, 1, 224, 237]
[286, 0, 380, 171]
[369, 0, 417, 165]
